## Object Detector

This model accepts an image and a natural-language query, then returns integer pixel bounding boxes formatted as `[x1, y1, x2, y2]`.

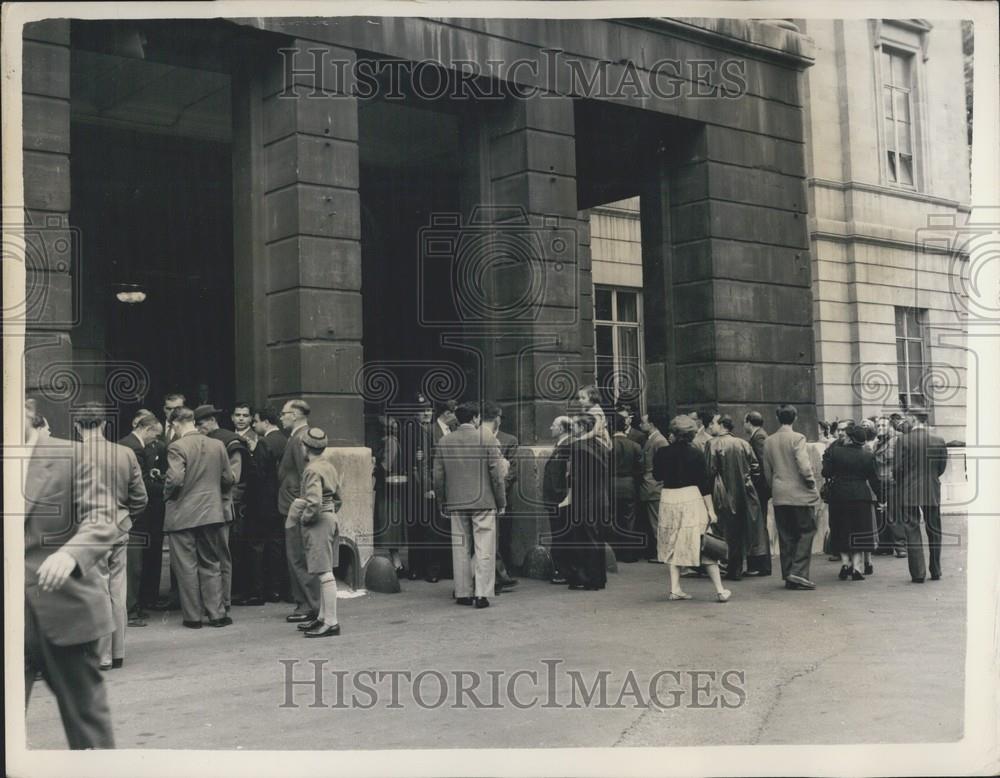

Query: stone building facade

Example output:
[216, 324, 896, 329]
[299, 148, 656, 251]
[21, 16, 819, 571]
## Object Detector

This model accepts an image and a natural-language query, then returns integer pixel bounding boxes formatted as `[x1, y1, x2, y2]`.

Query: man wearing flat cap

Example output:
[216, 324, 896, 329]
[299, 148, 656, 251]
[287, 428, 343, 637]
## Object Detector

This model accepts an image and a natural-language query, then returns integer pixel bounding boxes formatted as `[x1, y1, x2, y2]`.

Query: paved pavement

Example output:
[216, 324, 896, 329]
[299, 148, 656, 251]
[25, 516, 967, 750]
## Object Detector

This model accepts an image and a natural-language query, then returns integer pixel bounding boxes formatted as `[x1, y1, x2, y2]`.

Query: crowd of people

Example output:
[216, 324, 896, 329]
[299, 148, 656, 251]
[22, 387, 950, 749]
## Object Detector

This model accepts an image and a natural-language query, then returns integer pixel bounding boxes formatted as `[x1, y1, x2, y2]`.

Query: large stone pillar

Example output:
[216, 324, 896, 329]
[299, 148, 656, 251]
[21, 20, 75, 436]
[642, 123, 817, 432]
[238, 39, 372, 574]
[256, 40, 365, 446]
[480, 95, 587, 445]
[473, 95, 588, 568]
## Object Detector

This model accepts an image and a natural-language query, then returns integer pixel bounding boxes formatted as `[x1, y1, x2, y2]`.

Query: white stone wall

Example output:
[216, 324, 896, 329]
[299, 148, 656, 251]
[800, 18, 970, 443]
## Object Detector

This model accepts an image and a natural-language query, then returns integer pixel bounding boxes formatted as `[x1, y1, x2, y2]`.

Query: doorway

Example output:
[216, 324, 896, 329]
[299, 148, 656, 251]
[69, 44, 234, 429]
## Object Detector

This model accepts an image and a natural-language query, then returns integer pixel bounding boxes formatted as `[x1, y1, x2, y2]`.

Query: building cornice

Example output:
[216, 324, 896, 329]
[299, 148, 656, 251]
[808, 177, 968, 211]
[621, 18, 815, 69]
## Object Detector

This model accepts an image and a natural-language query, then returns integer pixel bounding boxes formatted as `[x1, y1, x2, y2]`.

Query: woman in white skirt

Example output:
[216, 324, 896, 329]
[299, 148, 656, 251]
[652, 414, 731, 602]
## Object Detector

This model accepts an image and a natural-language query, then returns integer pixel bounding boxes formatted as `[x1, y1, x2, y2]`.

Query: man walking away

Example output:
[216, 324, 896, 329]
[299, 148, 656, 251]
[24, 398, 118, 748]
[433, 402, 507, 609]
[763, 404, 820, 590]
[76, 403, 148, 669]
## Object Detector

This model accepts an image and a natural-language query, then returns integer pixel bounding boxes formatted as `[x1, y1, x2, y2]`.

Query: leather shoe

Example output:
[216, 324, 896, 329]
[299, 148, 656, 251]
[112, 658, 124, 670]
[930, 573, 941, 581]
[912, 577, 925, 583]
[497, 576, 519, 587]
[786, 575, 816, 590]
[182, 620, 202, 629]
[286, 612, 317, 623]
[127, 616, 147, 627]
[266, 592, 283, 603]
[297, 619, 323, 631]
[242, 596, 266, 606]
[474, 597, 490, 609]
[425, 575, 440, 583]
[150, 598, 180, 612]
[550, 576, 567, 584]
[99, 661, 112, 671]
[455, 597, 474, 606]
[304, 622, 341, 638]
[208, 616, 233, 627]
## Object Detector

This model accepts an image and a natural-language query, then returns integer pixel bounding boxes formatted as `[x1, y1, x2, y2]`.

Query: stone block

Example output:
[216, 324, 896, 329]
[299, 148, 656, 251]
[266, 288, 363, 344]
[323, 446, 374, 571]
[23, 151, 70, 212]
[264, 134, 359, 192]
[492, 172, 579, 219]
[22, 41, 70, 99]
[22, 95, 70, 153]
[265, 184, 360, 243]
[267, 236, 362, 293]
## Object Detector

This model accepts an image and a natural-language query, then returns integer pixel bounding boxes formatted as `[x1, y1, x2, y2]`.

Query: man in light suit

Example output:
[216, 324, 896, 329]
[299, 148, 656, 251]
[278, 399, 321, 623]
[763, 404, 820, 589]
[433, 402, 507, 609]
[894, 414, 949, 583]
[23, 398, 118, 748]
[163, 406, 234, 628]
[75, 404, 147, 670]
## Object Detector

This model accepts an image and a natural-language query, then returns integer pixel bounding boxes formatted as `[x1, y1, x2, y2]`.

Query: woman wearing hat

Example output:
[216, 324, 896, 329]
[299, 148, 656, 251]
[652, 414, 731, 602]
[822, 424, 880, 581]
[288, 427, 343, 637]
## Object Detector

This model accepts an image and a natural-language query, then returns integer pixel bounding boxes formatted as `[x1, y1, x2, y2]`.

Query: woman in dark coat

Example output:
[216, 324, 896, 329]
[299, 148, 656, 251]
[822, 425, 880, 580]
[565, 413, 610, 590]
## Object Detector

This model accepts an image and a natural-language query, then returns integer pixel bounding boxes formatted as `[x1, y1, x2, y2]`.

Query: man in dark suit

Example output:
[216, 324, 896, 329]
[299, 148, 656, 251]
[483, 401, 519, 593]
[250, 406, 288, 602]
[163, 406, 235, 627]
[279, 399, 321, 623]
[23, 398, 118, 748]
[118, 409, 163, 625]
[743, 411, 773, 576]
[433, 402, 507, 608]
[609, 412, 643, 562]
[542, 416, 573, 583]
[893, 414, 949, 583]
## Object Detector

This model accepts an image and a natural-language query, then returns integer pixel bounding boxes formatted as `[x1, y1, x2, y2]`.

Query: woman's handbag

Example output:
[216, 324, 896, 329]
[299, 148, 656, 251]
[820, 478, 833, 503]
[700, 522, 729, 562]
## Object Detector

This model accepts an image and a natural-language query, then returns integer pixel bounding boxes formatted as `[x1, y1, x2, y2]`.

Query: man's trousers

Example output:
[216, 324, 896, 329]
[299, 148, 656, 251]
[901, 505, 943, 580]
[774, 505, 817, 581]
[138, 498, 166, 607]
[450, 510, 496, 598]
[25, 605, 114, 749]
[640, 499, 659, 560]
[168, 523, 228, 622]
[96, 540, 127, 663]
[285, 521, 321, 614]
